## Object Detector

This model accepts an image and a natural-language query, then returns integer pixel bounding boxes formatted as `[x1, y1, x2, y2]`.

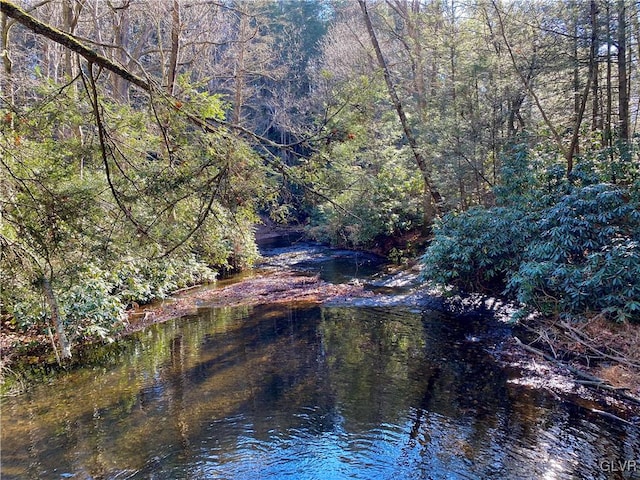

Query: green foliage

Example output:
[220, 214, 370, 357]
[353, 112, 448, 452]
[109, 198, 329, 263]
[494, 138, 540, 207]
[177, 75, 227, 121]
[1, 76, 265, 355]
[59, 273, 126, 343]
[422, 139, 640, 323]
[421, 207, 533, 292]
[9, 255, 218, 343]
[508, 183, 640, 322]
[108, 256, 217, 304]
[9, 295, 48, 332]
[301, 76, 422, 248]
[305, 152, 423, 247]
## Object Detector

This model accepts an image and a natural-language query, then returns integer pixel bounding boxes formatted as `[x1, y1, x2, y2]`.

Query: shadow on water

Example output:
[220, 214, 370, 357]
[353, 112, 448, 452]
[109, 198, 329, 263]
[2, 300, 639, 480]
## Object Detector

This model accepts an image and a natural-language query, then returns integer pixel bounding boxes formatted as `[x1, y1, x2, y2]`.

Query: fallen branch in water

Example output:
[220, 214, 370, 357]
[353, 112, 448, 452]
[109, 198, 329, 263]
[513, 336, 640, 406]
[589, 408, 637, 427]
[170, 285, 202, 295]
[559, 320, 640, 369]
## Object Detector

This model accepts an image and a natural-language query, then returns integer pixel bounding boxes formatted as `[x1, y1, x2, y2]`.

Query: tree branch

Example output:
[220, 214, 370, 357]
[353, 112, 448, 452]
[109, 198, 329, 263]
[1, 0, 152, 91]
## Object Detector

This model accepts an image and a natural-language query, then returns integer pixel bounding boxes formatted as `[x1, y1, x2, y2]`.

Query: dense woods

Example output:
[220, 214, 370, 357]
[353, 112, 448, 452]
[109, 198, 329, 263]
[1, 0, 639, 363]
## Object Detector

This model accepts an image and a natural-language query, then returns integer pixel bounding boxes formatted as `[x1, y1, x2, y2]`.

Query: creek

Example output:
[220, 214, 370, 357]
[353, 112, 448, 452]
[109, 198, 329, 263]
[1, 238, 639, 479]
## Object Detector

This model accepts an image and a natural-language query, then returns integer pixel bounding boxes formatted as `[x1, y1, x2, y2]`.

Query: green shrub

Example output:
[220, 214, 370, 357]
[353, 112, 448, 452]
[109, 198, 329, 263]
[108, 255, 218, 303]
[422, 134, 640, 323]
[305, 154, 423, 248]
[60, 276, 126, 343]
[422, 183, 640, 322]
[10, 295, 49, 332]
[8, 255, 219, 346]
[421, 206, 533, 293]
[508, 183, 640, 322]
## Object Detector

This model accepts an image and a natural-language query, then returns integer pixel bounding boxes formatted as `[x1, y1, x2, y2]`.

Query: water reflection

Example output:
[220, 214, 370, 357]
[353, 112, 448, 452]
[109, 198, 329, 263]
[1, 304, 639, 479]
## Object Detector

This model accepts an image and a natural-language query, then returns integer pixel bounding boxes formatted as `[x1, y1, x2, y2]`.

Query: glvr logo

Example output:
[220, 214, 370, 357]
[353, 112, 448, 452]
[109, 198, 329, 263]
[599, 459, 638, 472]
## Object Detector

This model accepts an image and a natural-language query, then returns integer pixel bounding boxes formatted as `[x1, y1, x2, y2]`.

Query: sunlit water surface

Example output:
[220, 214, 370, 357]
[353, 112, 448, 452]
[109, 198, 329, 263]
[2, 245, 639, 479]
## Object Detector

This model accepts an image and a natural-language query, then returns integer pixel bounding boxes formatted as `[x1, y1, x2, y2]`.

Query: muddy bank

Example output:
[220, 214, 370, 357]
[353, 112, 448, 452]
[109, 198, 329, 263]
[123, 270, 374, 334]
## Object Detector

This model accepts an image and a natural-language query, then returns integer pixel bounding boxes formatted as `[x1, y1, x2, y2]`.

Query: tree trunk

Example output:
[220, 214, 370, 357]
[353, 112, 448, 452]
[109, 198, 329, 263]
[357, 0, 440, 225]
[566, 0, 599, 176]
[632, 0, 640, 137]
[41, 276, 72, 360]
[111, 6, 131, 103]
[617, 0, 629, 147]
[571, 4, 582, 158]
[62, 0, 84, 143]
[1, 10, 10, 74]
[605, 0, 613, 155]
[591, 0, 600, 131]
[0, 10, 13, 104]
[166, 0, 180, 96]
[62, 0, 75, 79]
[572, 4, 580, 148]
[232, 4, 248, 125]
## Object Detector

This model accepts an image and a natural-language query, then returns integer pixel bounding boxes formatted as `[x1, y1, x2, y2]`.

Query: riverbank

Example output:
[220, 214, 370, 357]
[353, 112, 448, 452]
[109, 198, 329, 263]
[122, 270, 374, 335]
[5, 277, 635, 480]
[0, 266, 376, 387]
[2, 248, 639, 425]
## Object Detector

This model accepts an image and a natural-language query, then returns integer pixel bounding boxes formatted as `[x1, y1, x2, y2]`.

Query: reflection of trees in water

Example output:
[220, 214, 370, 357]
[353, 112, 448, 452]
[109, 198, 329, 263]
[3, 304, 639, 479]
[319, 306, 512, 424]
[318, 305, 516, 473]
[319, 306, 640, 479]
[319, 306, 431, 427]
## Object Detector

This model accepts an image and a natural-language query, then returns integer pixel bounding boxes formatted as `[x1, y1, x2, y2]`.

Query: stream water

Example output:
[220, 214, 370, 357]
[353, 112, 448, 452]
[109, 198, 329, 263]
[1, 240, 639, 479]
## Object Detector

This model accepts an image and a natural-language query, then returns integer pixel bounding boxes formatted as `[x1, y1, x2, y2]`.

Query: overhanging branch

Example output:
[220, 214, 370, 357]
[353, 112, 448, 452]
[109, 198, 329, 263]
[0, 0, 318, 153]
[1, 0, 152, 91]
